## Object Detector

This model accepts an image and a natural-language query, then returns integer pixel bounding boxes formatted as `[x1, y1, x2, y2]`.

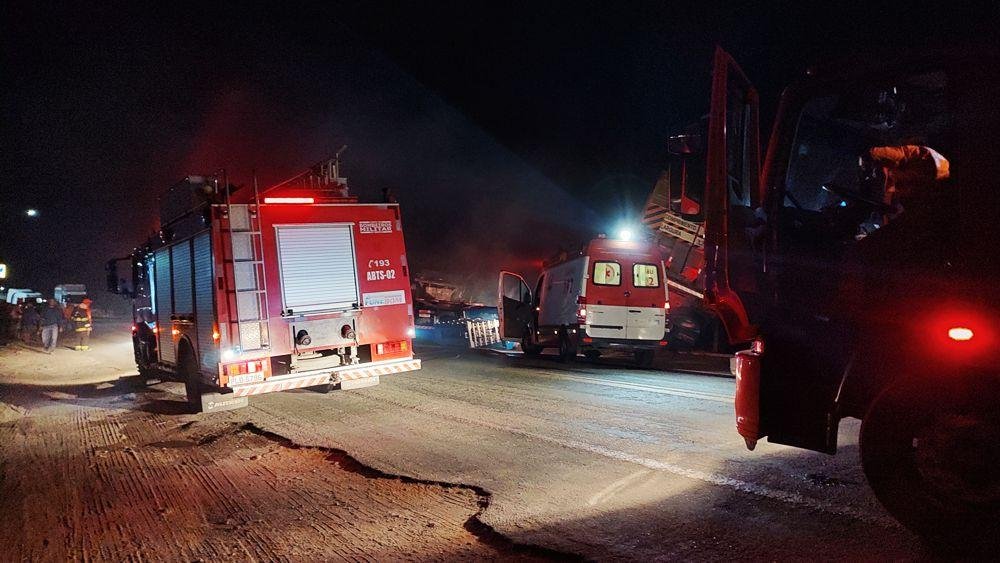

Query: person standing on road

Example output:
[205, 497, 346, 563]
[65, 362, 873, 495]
[21, 304, 40, 344]
[39, 299, 63, 354]
[69, 299, 93, 351]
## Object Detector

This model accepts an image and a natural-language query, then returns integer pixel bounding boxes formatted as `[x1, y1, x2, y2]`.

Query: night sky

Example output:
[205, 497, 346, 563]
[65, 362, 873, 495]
[2, 1, 996, 305]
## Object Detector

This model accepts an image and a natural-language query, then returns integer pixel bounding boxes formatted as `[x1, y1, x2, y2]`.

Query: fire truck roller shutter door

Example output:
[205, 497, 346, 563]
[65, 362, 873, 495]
[193, 232, 219, 373]
[172, 241, 194, 315]
[154, 247, 175, 364]
[276, 224, 359, 313]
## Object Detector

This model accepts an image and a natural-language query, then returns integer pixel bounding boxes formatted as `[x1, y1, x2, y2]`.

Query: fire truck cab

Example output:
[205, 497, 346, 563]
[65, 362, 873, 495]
[668, 46, 999, 542]
[108, 159, 420, 412]
[499, 235, 668, 365]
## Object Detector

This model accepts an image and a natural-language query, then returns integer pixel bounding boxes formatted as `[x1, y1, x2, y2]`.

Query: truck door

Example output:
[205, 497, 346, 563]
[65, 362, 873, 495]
[625, 261, 666, 340]
[586, 260, 629, 340]
[702, 46, 762, 345]
[498, 271, 533, 340]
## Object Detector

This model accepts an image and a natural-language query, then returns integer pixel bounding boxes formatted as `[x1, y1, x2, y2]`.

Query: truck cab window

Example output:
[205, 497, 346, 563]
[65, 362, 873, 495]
[783, 71, 951, 243]
[632, 264, 660, 288]
[592, 262, 621, 286]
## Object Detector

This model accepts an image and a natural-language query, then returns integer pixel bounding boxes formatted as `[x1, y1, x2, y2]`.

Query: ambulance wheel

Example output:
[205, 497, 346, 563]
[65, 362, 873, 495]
[179, 345, 203, 414]
[558, 332, 577, 363]
[521, 330, 542, 357]
[634, 350, 655, 368]
[861, 376, 1000, 550]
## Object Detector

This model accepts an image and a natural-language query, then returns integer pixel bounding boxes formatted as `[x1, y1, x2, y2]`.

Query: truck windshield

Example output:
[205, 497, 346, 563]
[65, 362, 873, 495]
[784, 70, 951, 215]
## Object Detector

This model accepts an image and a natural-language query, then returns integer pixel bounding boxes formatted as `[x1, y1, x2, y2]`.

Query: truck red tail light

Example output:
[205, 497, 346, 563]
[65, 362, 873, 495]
[225, 359, 265, 377]
[576, 296, 587, 324]
[375, 341, 409, 356]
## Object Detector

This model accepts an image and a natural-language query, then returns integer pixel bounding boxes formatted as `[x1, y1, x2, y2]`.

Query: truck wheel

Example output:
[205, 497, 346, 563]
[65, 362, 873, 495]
[634, 349, 655, 368]
[861, 377, 1000, 549]
[521, 329, 542, 357]
[179, 347, 203, 414]
[557, 331, 577, 363]
[584, 350, 601, 362]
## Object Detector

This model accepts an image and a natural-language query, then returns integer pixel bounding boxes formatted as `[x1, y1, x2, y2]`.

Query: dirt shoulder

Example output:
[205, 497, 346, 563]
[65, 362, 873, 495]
[0, 380, 553, 561]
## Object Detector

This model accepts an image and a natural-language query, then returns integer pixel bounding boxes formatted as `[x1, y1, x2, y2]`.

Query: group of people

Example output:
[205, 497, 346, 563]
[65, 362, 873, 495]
[1, 298, 93, 354]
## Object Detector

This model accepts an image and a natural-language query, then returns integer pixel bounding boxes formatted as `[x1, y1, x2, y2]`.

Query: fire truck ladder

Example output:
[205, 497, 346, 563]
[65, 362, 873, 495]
[223, 200, 271, 352]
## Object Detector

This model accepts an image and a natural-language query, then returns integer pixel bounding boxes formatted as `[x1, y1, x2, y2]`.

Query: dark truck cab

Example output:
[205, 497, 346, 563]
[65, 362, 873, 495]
[691, 47, 999, 542]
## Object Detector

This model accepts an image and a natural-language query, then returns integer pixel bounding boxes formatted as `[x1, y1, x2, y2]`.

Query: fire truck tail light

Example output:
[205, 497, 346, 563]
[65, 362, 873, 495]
[947, 327, 974, 342]
[376, 341, 409, 355]
[576, 296, 587, 324]
[263, 197, 315, 204]
[131, 324, 137, 333]
[406, 327, 416, 338]
[224, 359, 265, 377]
[664, 301, 670, 311]
[751, 337, 765, 354]
[171, 328, 180, 336]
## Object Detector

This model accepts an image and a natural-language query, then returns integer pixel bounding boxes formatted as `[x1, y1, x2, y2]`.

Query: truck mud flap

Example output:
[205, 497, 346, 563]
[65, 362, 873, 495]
[201, 393, 249, 413]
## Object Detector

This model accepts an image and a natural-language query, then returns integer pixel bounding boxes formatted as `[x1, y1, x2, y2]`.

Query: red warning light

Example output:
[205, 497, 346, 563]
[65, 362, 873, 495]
[264, 197, 315, 204]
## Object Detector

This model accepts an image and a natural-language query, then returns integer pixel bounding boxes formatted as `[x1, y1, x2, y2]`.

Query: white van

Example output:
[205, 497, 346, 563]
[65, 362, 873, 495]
[499, 235, 669, 365]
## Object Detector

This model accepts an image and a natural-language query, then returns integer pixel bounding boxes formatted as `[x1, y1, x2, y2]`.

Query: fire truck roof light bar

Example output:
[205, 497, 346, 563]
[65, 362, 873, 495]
[263, 197, 315, 204]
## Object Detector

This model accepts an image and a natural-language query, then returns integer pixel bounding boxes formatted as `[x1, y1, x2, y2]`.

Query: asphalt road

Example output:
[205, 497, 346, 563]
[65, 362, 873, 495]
[1, 323, 930, 560]
[245, 345, 926, 560]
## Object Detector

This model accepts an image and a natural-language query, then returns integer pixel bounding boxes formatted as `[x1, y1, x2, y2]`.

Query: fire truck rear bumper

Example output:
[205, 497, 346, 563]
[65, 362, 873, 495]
[228, 358, 422, 398]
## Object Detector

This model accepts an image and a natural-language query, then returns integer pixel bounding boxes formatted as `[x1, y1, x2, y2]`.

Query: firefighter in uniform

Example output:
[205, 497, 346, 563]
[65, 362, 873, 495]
[862, 144, 950, 220]
[69, 299, 93, 351]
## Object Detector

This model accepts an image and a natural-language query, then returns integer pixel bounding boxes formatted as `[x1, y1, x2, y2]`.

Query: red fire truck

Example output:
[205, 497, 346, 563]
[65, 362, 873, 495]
[108, 158, 420, 412]
[647, 47, 999, 542]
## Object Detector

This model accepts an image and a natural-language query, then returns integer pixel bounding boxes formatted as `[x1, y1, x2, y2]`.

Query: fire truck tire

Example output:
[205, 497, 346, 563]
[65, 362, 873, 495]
[179, 345, 203, 414]
[584, 350, 601, 362]
[557, 331, 577, 363]
[860, 377, 1000, 550]
[634, 349, 655, 368]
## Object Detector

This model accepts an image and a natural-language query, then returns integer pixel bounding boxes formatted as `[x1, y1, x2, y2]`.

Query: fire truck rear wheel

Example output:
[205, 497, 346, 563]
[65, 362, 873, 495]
[179, 345, 203, 414]
[558, 331, 577, 363]
[861, 376, 1000, 550]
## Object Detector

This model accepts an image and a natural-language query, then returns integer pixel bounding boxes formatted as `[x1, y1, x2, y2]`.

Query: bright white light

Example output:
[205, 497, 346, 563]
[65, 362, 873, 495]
[221, 349, 236, 361]
[406, 327, 416, 338]
[618, 229, 633, 241]
[948, 327, 974, 342]
[25, 209, 38, 217]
